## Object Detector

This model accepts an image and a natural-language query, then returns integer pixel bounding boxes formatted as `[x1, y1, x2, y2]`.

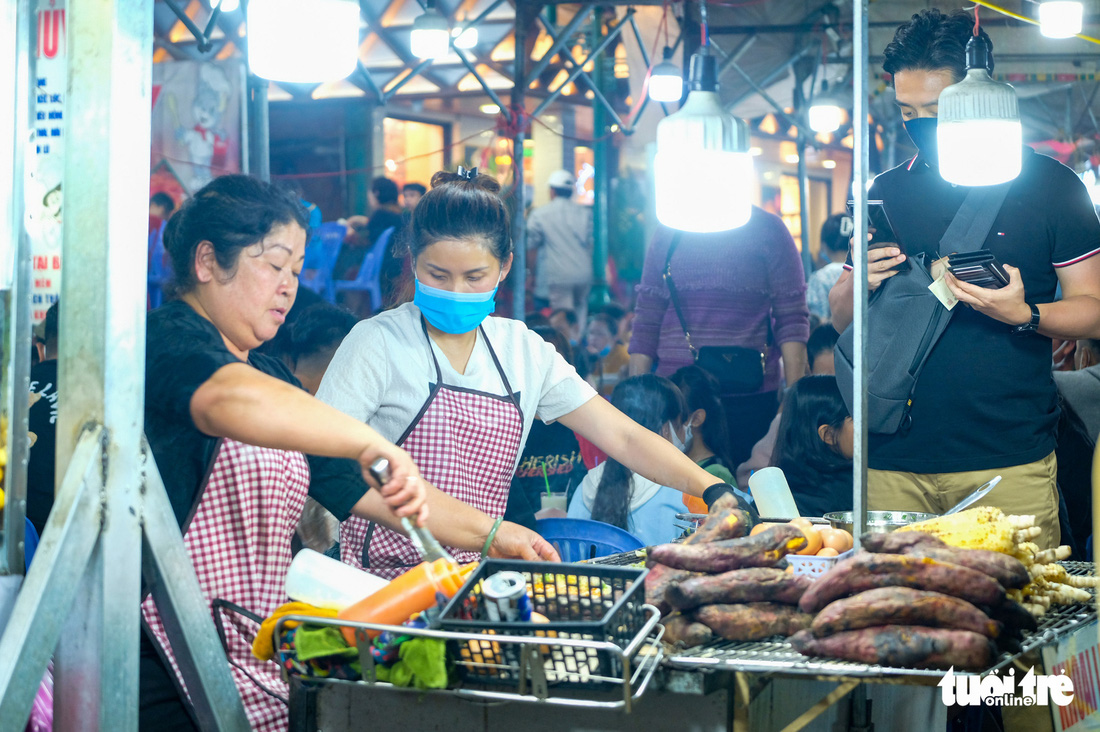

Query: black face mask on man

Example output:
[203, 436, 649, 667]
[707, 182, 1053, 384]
[903, 117, 938, 166]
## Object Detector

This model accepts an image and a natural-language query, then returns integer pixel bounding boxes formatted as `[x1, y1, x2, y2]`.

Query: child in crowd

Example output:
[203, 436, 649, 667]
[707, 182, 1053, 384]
[276, 303, 360, 555]
[567, 375, 688, 545]
[670, 366, 755, 514]
[736, 323, 839, 487]
[504, 325, 588, 529]
[586, 312, 630, 397]
[770, 375, 853, 518]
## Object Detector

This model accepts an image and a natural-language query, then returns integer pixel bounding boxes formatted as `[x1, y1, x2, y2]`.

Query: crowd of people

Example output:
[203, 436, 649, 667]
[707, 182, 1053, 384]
[17, 7, 1100, 729]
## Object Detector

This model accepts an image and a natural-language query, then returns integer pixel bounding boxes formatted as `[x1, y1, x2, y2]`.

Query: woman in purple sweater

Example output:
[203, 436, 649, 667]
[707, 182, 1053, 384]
[628, 207, 810, 469]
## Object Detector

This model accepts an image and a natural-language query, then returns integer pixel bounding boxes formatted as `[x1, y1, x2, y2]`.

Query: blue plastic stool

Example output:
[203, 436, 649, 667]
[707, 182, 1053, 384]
[334, 226, 393, 313]
[300, 221, 348, 303]
[24, 518, 39, 572]
[535, 517, 644, 562]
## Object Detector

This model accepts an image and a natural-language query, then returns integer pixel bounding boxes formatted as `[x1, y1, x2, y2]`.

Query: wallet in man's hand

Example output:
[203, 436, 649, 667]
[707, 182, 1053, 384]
[947, 250, 1010, 289]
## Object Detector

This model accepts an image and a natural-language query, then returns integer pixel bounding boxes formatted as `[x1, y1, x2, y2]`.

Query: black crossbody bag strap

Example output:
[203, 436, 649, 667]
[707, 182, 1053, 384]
[937, 181, 1013, 257]
[663, 232, 699, 359]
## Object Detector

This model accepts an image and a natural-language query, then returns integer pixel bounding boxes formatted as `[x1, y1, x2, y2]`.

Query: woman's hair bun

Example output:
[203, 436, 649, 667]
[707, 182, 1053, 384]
[429, 169, 501, 195]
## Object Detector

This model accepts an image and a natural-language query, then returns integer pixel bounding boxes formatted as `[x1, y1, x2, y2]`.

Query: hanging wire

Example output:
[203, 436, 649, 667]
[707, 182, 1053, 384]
[623, 0, 673, 126]
[974, 4, 981, 35]
[700, 0, 709, 48]
[966, 0, 1100, 44]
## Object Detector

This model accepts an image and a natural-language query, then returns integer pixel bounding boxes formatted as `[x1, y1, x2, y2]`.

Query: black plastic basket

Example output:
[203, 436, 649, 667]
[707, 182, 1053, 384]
[438, 559, 649, 688]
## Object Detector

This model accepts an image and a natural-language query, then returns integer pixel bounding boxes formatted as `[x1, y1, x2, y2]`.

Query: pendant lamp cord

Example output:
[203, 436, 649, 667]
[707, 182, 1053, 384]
[700, 0, 709, 48]
[973, 5, 980, 35]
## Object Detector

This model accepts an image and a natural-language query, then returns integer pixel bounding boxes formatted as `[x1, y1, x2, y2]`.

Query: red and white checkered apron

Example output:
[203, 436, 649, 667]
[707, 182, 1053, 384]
[341, 322, 524, 579]
[141, 438, 310, 732]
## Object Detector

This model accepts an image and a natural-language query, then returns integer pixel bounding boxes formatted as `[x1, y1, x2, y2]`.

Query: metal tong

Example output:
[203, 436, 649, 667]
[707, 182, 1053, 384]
[368, 457, 455, 564]
[943, 475, 1002, 516]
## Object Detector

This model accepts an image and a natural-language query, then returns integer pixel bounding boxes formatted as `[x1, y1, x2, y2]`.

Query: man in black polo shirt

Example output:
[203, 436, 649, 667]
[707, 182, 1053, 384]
[830, 9, 1100, 547]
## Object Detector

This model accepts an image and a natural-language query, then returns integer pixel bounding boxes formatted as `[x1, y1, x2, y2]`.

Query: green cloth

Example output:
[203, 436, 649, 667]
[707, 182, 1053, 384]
[700, 459, 737, 488]
[375, 638, 449, 689]
[295, 626, 357, 662]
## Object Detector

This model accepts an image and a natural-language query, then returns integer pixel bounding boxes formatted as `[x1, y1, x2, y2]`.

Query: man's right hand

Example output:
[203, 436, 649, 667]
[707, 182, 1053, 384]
[829, 244, 909, 332]
[867, 245, 907, 292]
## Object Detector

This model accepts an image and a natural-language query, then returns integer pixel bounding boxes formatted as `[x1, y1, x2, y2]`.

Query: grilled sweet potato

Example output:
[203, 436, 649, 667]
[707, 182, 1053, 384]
[862, 532, 1028, 589]
[811, 587, 1002, 638]
[987, 598, 1039, 636]
[649, 525, 807, 573]
[798, 553, 1006, 614]
[661, 614, 713, 648]
[860, 532, 943, 554]
[684, 494, 751, 545]
[790, 626, 996, 671]
[645, 563, 699, 616]
[694, 602, 813, 641]
[667, 568, 812, 610]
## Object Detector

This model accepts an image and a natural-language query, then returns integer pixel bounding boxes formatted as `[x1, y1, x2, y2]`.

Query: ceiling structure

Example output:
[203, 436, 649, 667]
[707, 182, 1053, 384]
[151, 0, 1100, 167]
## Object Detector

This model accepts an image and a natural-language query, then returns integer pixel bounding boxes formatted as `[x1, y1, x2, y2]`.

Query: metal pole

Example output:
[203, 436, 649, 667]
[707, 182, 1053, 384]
[796, 133, 813, 278]
[0, 0, 34, 578]
[51, 0, 152, 726]
[589, 8, 611, 309]
[248, 74, 270, 182]
[852, 0, 870, 547]
[511, 2, 533, 321]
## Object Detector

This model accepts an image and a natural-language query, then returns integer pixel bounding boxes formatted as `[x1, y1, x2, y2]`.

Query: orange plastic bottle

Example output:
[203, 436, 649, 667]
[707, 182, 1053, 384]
[683, 493, 708, 514]
[337, 558, 474, 644]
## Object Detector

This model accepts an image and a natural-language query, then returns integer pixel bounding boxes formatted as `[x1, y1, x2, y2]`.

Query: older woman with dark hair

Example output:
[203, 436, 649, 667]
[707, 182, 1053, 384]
[140, 174, 543, 731]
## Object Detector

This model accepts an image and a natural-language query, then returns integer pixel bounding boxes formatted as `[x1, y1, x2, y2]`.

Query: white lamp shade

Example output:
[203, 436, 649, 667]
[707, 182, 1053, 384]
[654, 90, 754, 232]
[938, 120, 1022, 186]
[218, 0, 240, 13]
[649, 63, 682, 103]
[248, 0, 360, 83]
[808, 103, 844, 133]
[937, 67, 1022, 186]
[411, 9, 450, 59]
[1040, 1, 1083, 38]
[453, 26, 478, 49]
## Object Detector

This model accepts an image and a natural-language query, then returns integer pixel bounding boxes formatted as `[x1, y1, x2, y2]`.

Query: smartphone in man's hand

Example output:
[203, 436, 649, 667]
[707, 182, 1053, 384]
[847, 199, 910, 271]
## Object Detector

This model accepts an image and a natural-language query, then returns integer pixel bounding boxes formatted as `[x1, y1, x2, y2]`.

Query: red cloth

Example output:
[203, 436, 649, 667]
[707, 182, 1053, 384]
[575, 433, 607, 470]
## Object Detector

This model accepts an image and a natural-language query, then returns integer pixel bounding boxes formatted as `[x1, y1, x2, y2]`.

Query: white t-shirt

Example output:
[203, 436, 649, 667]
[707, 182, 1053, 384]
[315, 303, 598, 475]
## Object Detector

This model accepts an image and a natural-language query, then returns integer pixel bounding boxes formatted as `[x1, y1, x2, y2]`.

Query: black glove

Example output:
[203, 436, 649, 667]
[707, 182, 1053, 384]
[703, 482, 760, 523]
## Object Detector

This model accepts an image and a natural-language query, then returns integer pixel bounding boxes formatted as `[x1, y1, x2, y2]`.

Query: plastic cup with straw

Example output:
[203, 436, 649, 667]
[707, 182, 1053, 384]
[539, 460, 567, 513]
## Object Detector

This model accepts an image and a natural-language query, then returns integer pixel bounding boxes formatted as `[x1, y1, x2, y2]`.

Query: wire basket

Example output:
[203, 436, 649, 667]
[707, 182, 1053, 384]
[786, 549, 855, 578]
[438, 559, 649, 688]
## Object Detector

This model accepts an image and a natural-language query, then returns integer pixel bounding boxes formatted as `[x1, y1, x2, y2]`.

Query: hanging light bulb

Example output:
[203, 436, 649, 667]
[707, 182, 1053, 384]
[217, 0, 240, 13]
[411, 5, 450, 60]
[453, 25, 478, 49]
[808, 80, 846, 134]
[937, 34, 1022, 186]
[1039, 1, 1083, 38]
[649, 47, 682, 103]
[248, 0, 360, 82]
[654, 51, 754, 232]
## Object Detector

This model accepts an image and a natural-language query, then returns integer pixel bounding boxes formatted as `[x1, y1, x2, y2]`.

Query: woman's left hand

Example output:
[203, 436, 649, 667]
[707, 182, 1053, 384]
[356, 444, 429, 526]
[489, 521, 561, 562]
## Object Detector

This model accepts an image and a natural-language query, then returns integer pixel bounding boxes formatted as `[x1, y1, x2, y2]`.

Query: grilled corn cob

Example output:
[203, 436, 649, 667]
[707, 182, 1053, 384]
[895, 506, 1016, 553]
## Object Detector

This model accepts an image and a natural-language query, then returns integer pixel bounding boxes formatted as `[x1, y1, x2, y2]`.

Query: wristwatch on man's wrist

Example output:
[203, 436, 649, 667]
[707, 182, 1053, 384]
[1012, 303, 1041, 334]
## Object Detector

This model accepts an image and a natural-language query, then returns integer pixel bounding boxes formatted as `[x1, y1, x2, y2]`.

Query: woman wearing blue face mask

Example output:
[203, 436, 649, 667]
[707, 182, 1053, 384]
[585, 312, 629, 397]
[317, 168, 746, 576]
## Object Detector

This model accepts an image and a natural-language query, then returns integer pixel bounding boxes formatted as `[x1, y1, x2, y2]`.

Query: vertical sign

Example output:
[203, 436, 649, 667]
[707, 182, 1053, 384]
[1042, 620, 1100, 731]
[26, 0, 64, 323]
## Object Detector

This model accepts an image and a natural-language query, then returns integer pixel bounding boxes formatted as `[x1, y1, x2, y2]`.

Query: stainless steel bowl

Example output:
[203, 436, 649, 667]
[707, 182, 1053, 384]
[822, 510, 939, 535]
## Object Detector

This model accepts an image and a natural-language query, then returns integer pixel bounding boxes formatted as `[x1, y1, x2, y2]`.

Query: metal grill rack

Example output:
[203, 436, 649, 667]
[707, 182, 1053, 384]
[661, 561, 1097, 683]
